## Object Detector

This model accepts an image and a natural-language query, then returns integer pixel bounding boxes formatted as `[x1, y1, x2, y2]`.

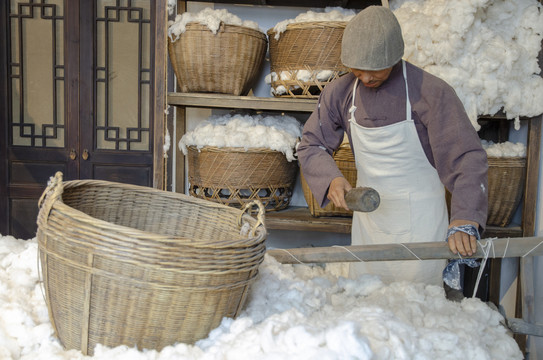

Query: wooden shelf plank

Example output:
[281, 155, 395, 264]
[485, 225, 523, 238]
[168, 92, 317, 112]
[265, 207, 352, 234]
[265, 206, 524, 238]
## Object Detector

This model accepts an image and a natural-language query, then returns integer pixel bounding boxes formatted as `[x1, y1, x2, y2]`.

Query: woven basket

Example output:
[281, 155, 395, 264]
[301, 140, 357, 217]
[267, 21, 349, 98]
[187, 146, 298, 211]
[168, 22, 267, 95]
[36, 172, 266, 355]
[487, 157, 526, 226]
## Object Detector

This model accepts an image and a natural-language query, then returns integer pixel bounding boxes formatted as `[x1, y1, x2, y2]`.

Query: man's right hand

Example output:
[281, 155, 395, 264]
[327, 177, 352, 210]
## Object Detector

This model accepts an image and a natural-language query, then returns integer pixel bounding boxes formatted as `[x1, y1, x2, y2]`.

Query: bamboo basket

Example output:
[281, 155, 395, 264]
[487, 156, 526, 226]
[187, 145, 298, 211]
[168, 22, 267, 95]
[301, 140, 357, 217]
[445, 156, 526, 227]
[36, 172, 266, 355]
[267, 21, 349, 98]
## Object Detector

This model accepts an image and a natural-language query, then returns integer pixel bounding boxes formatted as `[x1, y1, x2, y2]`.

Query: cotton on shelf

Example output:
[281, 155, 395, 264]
[392, 0, 543, 130]
[178, 114, 302, 162]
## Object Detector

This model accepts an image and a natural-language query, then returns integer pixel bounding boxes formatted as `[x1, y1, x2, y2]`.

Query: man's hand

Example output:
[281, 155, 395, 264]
[327, 177, 352, 210]
[447, 219, 479, 256]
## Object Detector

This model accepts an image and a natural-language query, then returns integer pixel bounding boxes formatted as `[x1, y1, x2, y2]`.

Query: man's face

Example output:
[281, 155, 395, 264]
[350, 67, 393, 88]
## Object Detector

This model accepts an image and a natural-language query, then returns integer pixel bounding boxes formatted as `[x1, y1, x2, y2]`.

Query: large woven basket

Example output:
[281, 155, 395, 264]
[36, 172, 266, 355]
[301, 140, 357, 217]
[487, 156, 526, 226]
[168, 22, 267, 95]
[267, 21, 349, 98]
[187, 146, 298, 211]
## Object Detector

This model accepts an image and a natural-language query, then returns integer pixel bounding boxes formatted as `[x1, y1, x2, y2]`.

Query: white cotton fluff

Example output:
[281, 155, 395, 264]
[168, 7, 262, 42]
[163, 128, 171, 158]
[0, 236, 524, 359]
[272, 7, 356, 40]
[266, 70, 347, 96]
[178, 114, 302, 162]
[392, 0, 543, 130]
[166, 0, 176, 16]
[481, 140, 526, 157]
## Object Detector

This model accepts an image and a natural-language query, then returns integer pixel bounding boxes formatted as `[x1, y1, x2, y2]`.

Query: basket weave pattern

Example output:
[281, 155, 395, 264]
[267, 21, 349, 98]
[187, 146, 298, 211]
[302, 141, 357, 217]
[487, 157, 526, 226]
[168, 23, 267, 95]
[37, 172, 266, 355]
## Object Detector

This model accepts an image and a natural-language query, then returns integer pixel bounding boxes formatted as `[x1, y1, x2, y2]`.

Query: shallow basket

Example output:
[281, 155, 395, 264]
[187, 145, 298, 211]
[168, 22, 267, 95]
[267, 21, 349, 98]
[487, 156, 526, 226]
[36, 172, 267, 355]
[301, 140, 357, 217]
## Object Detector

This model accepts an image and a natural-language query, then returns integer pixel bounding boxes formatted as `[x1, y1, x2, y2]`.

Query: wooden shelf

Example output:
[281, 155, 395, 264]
[265, 207, 352, 233]
[265, 206, 524, 238]
[485, 225, 523, 238]
[168, 92, 317, 113]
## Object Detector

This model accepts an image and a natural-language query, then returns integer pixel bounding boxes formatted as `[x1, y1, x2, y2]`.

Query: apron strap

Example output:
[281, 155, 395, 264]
[349, 78, 359, 118]
[402, 60, 411, 120]
[350, 62, 410, 123]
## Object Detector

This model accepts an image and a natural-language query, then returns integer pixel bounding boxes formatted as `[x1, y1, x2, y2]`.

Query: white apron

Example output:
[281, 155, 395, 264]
[348, 60, 448, 286]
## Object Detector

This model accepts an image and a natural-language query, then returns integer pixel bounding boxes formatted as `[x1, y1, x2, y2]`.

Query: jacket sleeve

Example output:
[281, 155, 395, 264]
[424, 82, 489, 231]
[297, 87, 347, 208]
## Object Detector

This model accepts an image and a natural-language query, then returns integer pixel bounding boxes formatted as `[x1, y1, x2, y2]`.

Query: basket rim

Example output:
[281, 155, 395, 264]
[487, 156, 526, 166]
[38, 178, 266, 248]
[187, 145, 290, 154]
[487, 156, 526, 159]
[267, 20, 348, 35]
[177, 22, 267, 38]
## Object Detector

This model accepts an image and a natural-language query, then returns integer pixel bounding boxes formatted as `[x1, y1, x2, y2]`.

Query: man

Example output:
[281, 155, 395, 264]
[297, 6, 488, 286]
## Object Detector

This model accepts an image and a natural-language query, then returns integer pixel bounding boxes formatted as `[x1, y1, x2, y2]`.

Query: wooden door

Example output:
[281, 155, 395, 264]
[0, 0, 166, 239]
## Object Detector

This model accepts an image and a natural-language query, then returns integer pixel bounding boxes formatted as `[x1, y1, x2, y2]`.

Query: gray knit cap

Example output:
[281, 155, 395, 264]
[341, 6, 404, 71]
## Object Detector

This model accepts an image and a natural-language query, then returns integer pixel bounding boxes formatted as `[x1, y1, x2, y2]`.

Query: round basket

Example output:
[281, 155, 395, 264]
[301, 140, 357, 217]
[36, 172, 266, 355]
[168, 22, 267, 95]
[187, 145, 298, 211]
[267, 21, 349, 98]
[487, 156, 526, 226]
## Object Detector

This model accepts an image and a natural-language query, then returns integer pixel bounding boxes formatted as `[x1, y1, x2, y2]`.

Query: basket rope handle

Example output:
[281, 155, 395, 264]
[238, 200, 266, 236]
[37, 171, 65, 218]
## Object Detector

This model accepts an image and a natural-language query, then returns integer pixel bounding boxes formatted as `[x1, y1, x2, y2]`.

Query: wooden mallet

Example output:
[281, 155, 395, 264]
[345, 187, 380, 212]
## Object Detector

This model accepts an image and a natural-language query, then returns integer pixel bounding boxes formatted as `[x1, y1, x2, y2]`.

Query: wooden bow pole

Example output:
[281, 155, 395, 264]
[267, 236, 543, 264]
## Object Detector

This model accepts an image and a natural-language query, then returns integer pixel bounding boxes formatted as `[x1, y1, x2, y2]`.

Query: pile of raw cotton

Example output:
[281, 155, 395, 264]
[0, 235, 523, 359]
[392, 0, 543, 130]
[481, 140, 527, 158]
[178, 114, 302, 162]
[168, 7, 262, 41]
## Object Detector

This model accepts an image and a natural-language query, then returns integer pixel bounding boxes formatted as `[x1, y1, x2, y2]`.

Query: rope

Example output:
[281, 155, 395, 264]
[399, 243, 422, 261]
[332, 245, 364, 262]
[522, 238, 543, 257]
[275, 248, 305, 265]
[503, 238, 510, 258]
[471, 238, 495, 299]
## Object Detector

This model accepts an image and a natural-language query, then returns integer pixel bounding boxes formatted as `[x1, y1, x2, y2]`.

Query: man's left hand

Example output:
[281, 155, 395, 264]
[447, 220, 479, 257]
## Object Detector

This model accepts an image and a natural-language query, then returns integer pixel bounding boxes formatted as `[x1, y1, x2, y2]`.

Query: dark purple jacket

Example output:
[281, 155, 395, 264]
[297, 61, 488, 230]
